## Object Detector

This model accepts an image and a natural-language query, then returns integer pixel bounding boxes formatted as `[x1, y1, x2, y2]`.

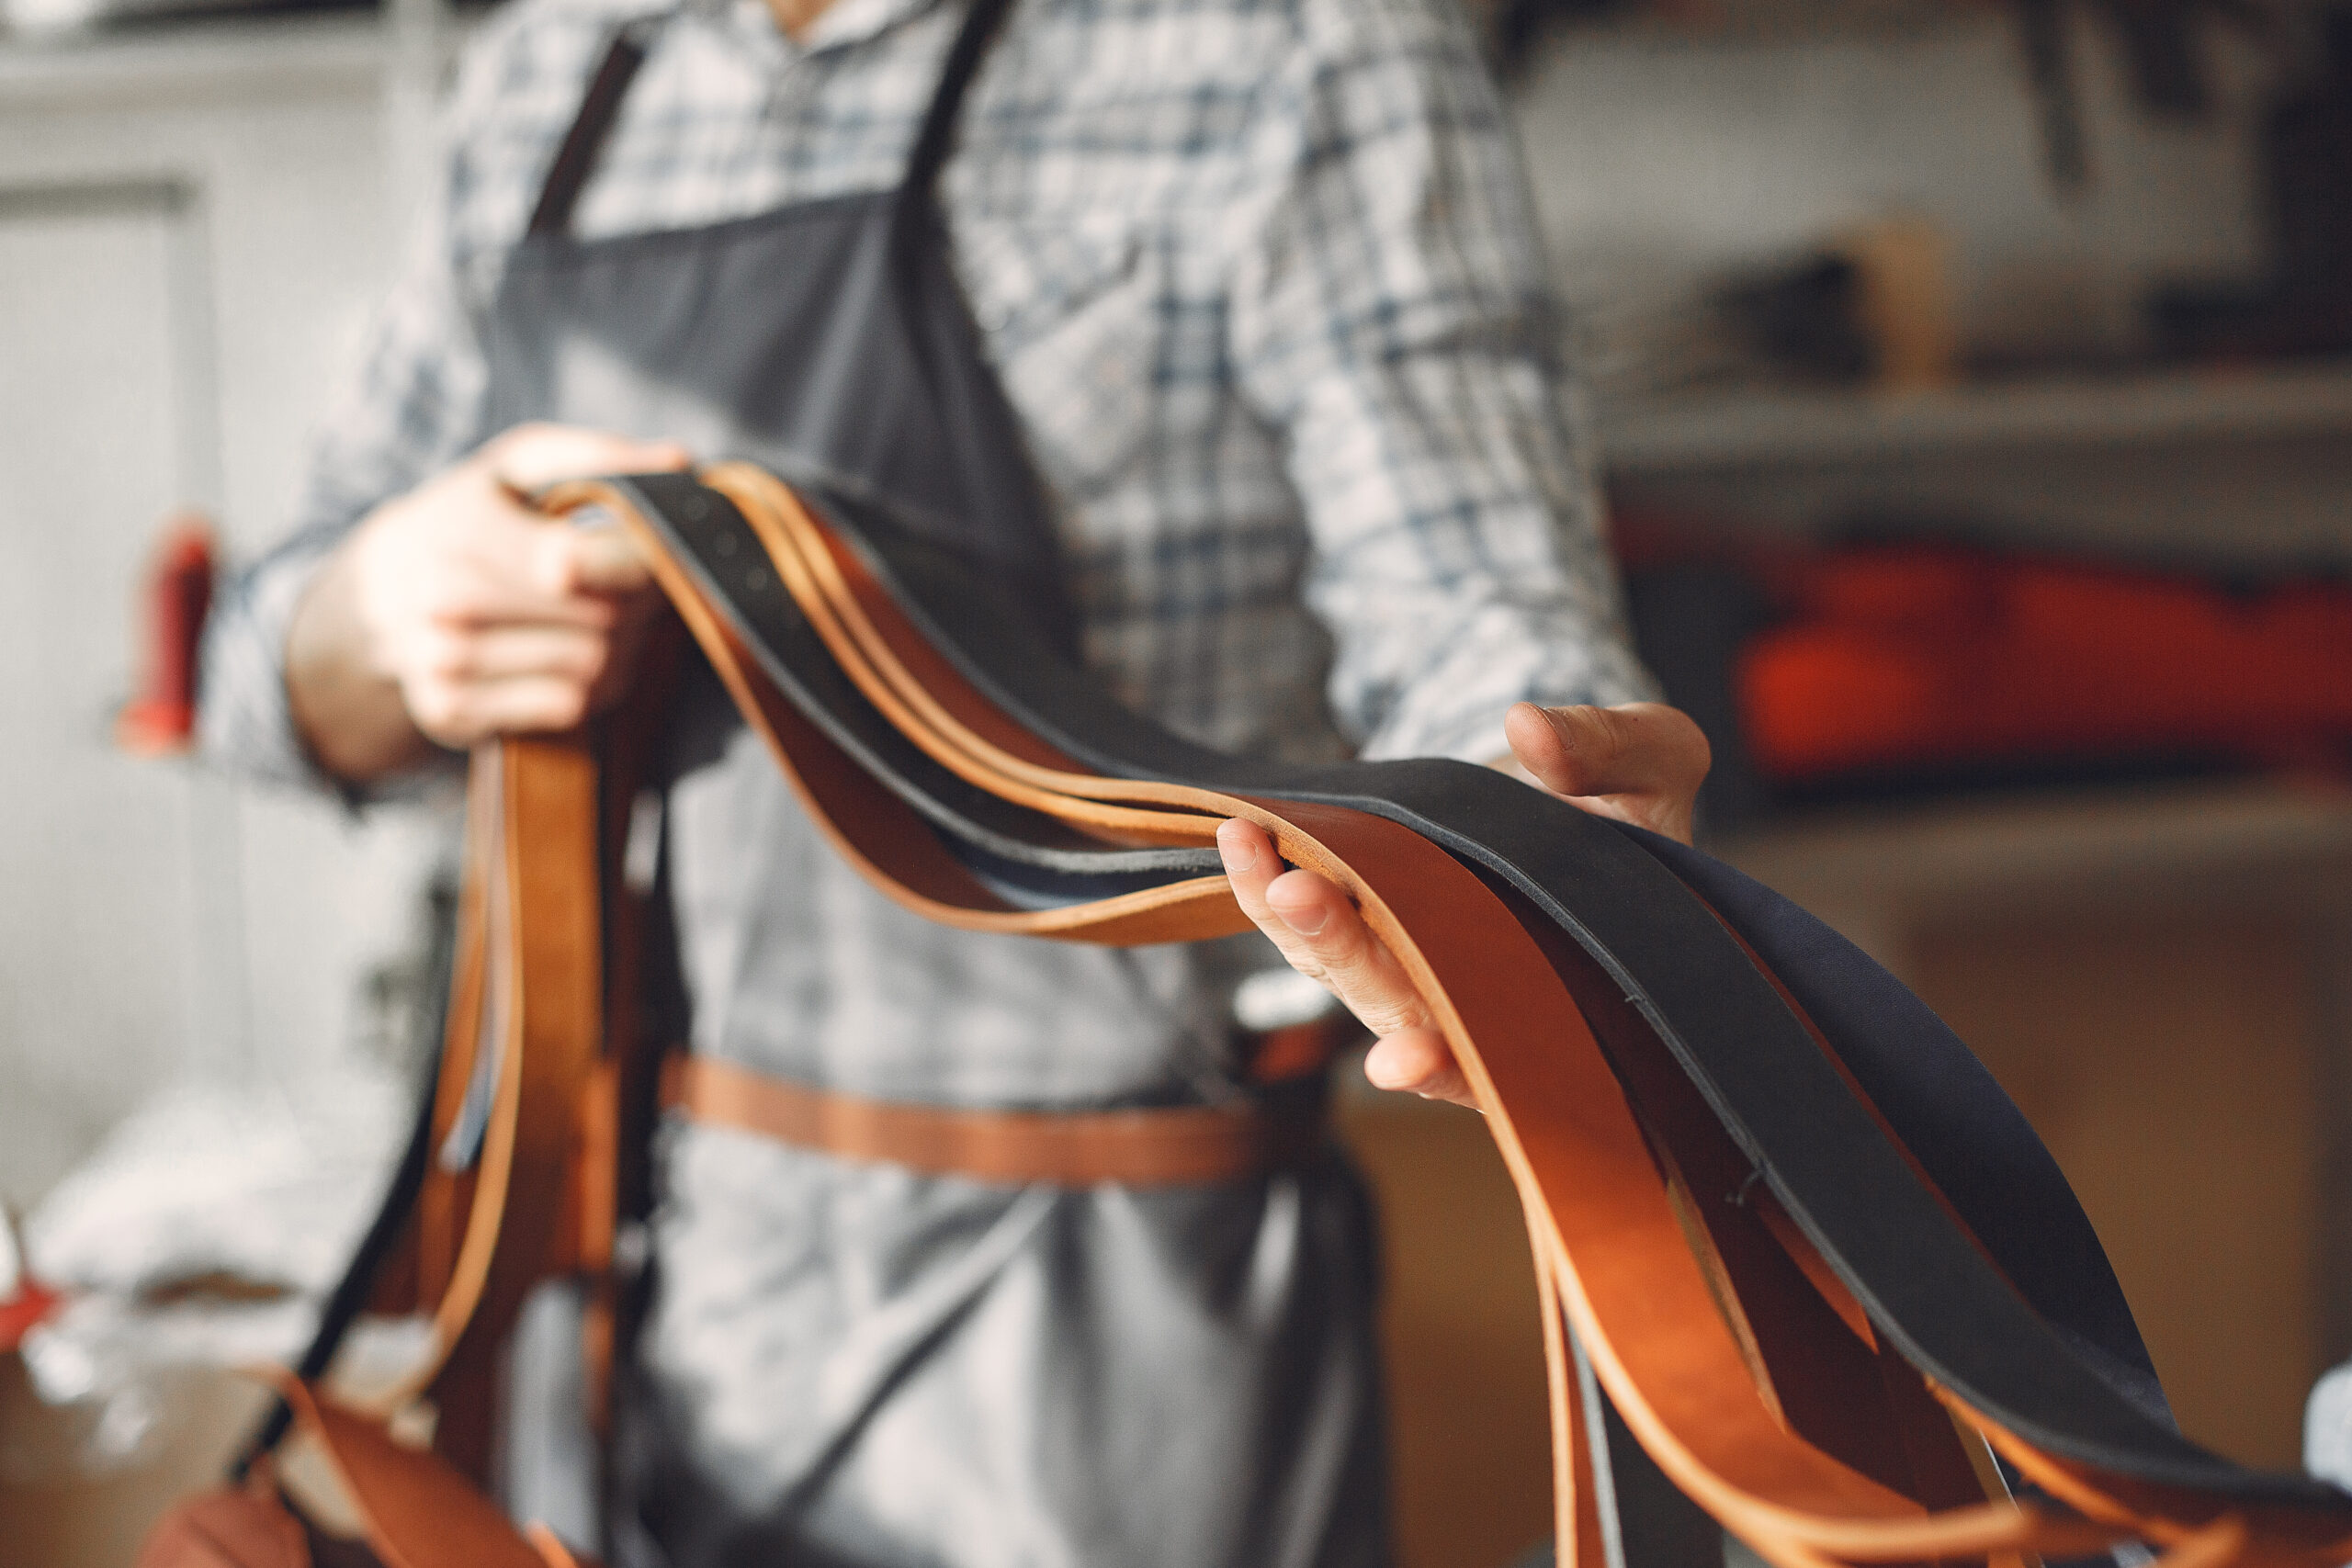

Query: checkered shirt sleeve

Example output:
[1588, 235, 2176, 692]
[1224, 0, 1652, 764]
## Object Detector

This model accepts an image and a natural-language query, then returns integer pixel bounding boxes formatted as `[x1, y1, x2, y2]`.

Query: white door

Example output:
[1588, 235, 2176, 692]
[0, 182, 221, 1206]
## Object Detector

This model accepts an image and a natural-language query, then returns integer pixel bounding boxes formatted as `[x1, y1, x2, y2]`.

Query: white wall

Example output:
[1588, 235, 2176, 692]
[0, 20, 453, 1209]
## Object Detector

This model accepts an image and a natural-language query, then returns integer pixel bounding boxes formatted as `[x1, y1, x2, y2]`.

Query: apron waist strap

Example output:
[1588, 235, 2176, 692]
[663, 1055, 1332, 1187]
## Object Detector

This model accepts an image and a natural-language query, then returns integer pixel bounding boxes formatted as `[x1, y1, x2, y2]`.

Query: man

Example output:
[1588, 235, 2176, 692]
[200, 0, 1705, 1559]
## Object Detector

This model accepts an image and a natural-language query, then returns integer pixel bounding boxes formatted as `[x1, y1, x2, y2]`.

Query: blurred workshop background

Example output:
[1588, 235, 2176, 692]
[4, 0, 2352, 1564]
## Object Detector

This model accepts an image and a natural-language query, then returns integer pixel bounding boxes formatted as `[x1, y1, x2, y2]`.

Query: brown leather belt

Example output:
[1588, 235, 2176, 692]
[216, 461, 2352, 1568]
[662, 1055, 1330, 1187]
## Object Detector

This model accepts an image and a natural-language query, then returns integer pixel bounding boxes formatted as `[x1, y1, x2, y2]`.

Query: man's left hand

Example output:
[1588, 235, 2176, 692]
[1216, 701, 1710, 1109]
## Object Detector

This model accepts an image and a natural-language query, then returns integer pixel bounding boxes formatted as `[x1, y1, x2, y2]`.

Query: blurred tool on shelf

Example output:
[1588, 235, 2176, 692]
[1713, 214, 1960, 390]
[2154, 6, 2352, 361]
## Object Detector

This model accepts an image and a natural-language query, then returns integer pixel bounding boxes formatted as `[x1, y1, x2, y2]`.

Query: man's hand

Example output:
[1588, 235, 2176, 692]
[1216, 701, 1710, 1109]
[286, 423, 689, 782]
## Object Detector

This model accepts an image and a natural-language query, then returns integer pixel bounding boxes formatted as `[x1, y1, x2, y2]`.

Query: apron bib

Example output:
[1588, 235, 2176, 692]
[477, 9, 1390, 1566]
[485, 0, 1074, 644]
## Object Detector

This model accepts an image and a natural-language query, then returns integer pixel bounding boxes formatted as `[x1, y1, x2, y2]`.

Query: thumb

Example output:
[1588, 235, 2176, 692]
[565, 523, 653, 594]
[1505, 701, 1710, 840]
[484, 425, 691, 494]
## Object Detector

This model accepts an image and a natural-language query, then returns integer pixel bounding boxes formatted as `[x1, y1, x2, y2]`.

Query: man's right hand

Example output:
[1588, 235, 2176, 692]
[286, 423, 690, 783]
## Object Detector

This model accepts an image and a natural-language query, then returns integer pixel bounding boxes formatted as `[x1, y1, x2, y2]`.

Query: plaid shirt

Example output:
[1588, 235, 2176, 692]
[199, 0, 1650, 790]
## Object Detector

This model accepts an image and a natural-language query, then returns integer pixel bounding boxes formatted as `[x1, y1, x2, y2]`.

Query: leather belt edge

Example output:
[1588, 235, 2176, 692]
[662, 1055, 1330, 1187]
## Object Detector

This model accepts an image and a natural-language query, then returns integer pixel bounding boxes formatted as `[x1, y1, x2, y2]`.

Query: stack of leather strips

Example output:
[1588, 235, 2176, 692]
[194, 463, 2352, 1568]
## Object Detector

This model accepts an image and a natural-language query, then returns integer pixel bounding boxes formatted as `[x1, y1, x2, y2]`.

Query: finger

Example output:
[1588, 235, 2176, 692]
[436, 480, 645, 611]
[484, 425, 692, 494]
[1363, 1027, 1477, 1109]
[1504, 700, 1710, 841]
[409, 623, 610, 685]
[407, 672, 595, 747]
[433, 536, 622, 627]
[565, 523, 653, 594]
[1217, 818, 1476, 1107]
[1215, 819, 1431, 1038]
[1216, 818, 1328, 979]
[1504, 701, 1702, 797]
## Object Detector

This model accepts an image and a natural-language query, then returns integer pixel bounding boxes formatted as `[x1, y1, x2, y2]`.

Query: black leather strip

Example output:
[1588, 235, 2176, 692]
[644, 476, 1221, 893]
[1628, 831, 2172, 1426]
[232, 890, 458, 1478]
[1571, 1327, 1724, 1568]
[608, 470, 2339, 1506]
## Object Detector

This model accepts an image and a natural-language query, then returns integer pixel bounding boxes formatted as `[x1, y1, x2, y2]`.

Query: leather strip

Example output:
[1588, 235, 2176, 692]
[266, 1377, 549, 1568]
[243, 451, 2352, 1568]
[665, 1055, 1329, 1187]
[438, 741, 602, 1481]
[650, 465, 2299, 1499]
[555, 473, 2044, 1560]
[531, 466, 2352, 1568]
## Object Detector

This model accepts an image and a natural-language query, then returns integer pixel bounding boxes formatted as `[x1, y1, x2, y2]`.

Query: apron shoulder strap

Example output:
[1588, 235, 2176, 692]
[527, 19, 662, 239]
[899, 0, 1020, 198]
[526, 0, 1009, 237]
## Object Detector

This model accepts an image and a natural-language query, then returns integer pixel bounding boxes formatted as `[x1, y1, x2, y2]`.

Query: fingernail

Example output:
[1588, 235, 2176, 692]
[1216, 822, 1257, 872]
[1273, 897, 1327, 936]
[1362, 1039, 1415, 1094]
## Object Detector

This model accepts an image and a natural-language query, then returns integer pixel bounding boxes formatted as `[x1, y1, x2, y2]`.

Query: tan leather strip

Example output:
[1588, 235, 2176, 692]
[411, 753, 498, 1314]
[369, 737, 605, 1485]
[718, 473, 2144, 1562]
[540, 473, 2126, 1568]
[1528, 1223, 1607, 1568]
[271, 1375, 544, 1568]
[452, 737, 606, 1432]
[500, 472, 2352, 1568]
[585, 478, 1249, 947]
[666, 1055, 1329, 1188]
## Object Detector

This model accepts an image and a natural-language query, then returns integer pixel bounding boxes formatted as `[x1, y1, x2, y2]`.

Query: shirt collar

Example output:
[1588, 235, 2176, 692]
[801, 0, 945, 51]
[695, 0, 949, 60]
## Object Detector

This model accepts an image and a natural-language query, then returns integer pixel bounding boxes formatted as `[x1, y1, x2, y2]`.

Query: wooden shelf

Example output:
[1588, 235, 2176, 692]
[0, 15, 379, 99]
[0, 7, 464, 110]
[1717, 776, 2352, 931]
[1599, 362, 2352, 476]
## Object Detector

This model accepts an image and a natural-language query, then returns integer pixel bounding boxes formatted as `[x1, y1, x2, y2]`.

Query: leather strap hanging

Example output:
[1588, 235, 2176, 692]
[149, 458, 2352, 1568]
[662, 1055, 1329, 1186]
[544, 463, 2352, 1568]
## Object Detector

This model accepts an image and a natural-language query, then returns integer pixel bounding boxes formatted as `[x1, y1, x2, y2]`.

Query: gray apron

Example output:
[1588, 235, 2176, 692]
[480, 5, 1391, 1564]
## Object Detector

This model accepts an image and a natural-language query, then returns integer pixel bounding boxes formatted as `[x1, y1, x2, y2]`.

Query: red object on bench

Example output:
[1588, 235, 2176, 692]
[117, 514, 218, 757]
[1737, 544, 2352, 784]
